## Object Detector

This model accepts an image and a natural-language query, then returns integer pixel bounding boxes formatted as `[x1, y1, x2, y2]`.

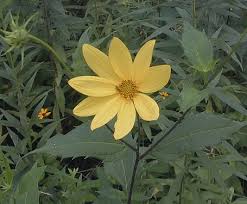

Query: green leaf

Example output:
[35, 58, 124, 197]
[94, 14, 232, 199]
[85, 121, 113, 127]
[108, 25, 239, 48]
[0, 109, 20, 128]
[176, 7, 192, 21]
[71, 28, 91, 75]
[211, 87, 247, 115]
[147, 23, 180, 41]
[94, 196, 123, 204]
[30, 123, 125, 159]
[178, 82, 209, 112]
[154, 113, 246, 161]
[55, 86, 65, 115]
[232, 198, 247, 204]
[158, 173, 184, 204]
[181, 22, 215, 72]
[0, 0, 13, 13]
[94, 168, 124, 204]
[37, 121, 59, 147]
[104, 149, 135, 192]
[142, 121, 152, 140]
[14, 163, 45, 204]
[207, 70, 222, 88]
[23, 71, 38, 96]
[0, 150, 13, 195]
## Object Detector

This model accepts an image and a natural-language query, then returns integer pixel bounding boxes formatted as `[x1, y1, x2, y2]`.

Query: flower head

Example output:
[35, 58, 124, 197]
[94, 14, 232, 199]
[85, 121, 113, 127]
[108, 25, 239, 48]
[38, 108, 51, 120]
[159, 91, 169, 99]
[0, 13, 36, 53]
[69, 37, 171, 139]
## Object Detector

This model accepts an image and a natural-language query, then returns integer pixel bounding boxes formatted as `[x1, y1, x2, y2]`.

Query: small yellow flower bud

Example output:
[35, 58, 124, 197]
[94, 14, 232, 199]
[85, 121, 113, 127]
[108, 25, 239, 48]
[38, 108, 51, 120]
[159, 91, 169, 99]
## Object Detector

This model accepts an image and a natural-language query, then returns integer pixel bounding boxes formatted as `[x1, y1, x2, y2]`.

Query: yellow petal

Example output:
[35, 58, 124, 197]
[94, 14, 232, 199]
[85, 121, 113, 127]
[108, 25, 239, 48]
[68, 76, 117, 97]
[138, 65, 171, 93]
[133, 40, 155, 82]
[109, 37, 133, 80]
[82, 44, 120, 82]
[73, 96, 115, 117]
[91, 95, 122, 130]
[133, 93, 159, 121]
[44, 112, 51, 117]
[114, 100, 136, 140]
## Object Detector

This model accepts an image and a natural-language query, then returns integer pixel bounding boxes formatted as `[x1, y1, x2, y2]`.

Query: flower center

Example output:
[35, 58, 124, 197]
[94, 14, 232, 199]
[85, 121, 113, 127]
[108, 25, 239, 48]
[116, 80, 137, 99]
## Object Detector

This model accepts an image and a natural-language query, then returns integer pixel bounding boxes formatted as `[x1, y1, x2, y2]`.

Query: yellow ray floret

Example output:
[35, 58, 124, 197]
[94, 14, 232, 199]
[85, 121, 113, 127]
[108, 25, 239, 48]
[68, 37, 171, 140]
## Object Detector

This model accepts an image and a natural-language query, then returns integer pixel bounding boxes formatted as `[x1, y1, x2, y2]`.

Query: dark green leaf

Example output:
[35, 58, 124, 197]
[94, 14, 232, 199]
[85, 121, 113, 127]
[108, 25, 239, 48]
[211, 87, 247, 115]
[14, 163, 45, 204]
[154, 113, 246, 161]
[30, 123, 125, 159]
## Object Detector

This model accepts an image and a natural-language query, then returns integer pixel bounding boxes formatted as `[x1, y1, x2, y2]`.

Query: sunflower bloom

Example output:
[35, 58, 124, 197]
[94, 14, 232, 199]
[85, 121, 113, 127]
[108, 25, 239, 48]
[38, 108, 51, 119]
[69, 37, 171, 139]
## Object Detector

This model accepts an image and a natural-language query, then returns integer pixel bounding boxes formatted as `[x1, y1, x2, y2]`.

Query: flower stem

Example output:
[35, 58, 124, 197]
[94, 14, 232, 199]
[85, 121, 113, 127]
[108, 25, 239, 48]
[105, 124, 137, 152]
[127, 116, 141, 204]
[107, 109, 191, 203]
[179, 175, 184, 204]
[28, 34, 72, 77]
[192, 0, 196, 27]
[121, 139, 137, 152]
[139, 108, 191, 160]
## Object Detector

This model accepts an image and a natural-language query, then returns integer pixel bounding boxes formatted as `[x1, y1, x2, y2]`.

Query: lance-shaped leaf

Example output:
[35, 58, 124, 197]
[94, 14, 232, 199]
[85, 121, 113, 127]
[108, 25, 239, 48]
[211, 87, 247, 116]
[30, 122, 125, 159]
[14, 163, 45, 204]
[153, 113, 247, 161]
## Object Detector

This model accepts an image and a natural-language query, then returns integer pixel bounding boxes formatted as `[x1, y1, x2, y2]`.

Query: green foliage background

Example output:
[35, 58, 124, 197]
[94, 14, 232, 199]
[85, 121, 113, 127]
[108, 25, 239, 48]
[0, 0, 247, 203]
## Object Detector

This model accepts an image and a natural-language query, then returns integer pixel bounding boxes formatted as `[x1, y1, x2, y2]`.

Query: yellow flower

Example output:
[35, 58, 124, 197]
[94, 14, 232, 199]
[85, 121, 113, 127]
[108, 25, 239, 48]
[159, 91, 169, 98]
[68, 37, 171, 139]
[38, 108, 51, 119]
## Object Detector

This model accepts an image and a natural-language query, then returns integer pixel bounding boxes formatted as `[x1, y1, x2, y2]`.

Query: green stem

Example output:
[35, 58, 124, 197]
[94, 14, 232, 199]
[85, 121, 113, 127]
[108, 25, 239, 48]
[179, 155, 188, 204]
[105, 124, 137, 152]
[179, 175, 185, 204]
[139, 108, 191, 160]
[202, 71, 208, 87]
[127, 116, 141, 204]
[192, 0, 196, 27]
[125, 110, 191, 203]
[28, 34, 72, 77]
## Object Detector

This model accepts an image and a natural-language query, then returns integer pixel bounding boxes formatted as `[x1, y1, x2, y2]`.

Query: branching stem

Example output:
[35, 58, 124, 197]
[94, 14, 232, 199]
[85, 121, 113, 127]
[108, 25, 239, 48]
[139, 108, 191, 160]
[126, 109, 191, 203]
[105, 124, 137, 152]
[28, 34, 72, 77]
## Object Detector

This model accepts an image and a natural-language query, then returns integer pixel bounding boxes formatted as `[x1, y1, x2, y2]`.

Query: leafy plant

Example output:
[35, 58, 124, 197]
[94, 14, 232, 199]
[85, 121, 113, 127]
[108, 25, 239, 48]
[0, 0, 247, 204]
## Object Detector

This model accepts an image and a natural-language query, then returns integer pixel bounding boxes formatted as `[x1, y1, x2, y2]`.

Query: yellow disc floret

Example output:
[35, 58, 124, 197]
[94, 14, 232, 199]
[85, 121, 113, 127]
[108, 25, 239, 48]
[116, 80, 137, 99]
